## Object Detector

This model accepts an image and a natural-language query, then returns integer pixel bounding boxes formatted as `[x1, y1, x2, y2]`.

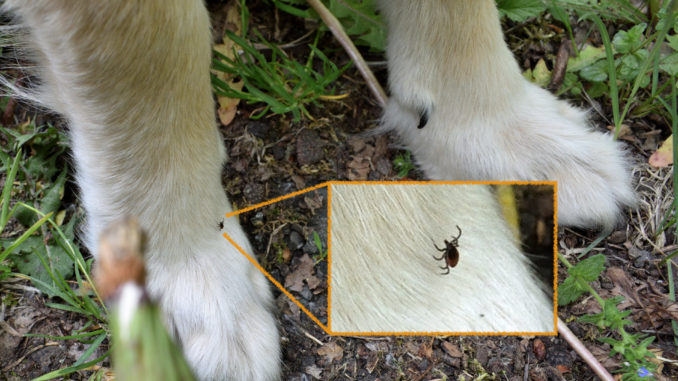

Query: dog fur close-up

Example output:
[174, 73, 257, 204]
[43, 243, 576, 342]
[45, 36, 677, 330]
[0, 0, 676, 380]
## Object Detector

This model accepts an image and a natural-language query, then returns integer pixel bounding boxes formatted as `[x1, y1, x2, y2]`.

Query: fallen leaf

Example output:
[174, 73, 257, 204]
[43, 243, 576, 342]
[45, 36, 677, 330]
[282, 248, 291, 263]
[216, 80, 243, 126]
[442, 341, 463, 358]
[346, 156, 371, 180]
[304, 191, 324, 213]
[284, 254, 321, 293]
[590, 345, 621, 370]
[287, 299, 301, 317]
[532, 338, 546, 361]
[532, 59, 552, 87]
[649, 134, 673, 168]
[291, 174, 306, 190]
[317, 342, 343, 363]
[305, 364, 323, 379]
[366, 354, 379, 373]
[347, 137, 366, 152]
[607, 124, 631, 138]
[212, 2, 243, 126]
[418, 340, 433, 359]
[606, 267, 643, 308]
[550, 40, 570, 88]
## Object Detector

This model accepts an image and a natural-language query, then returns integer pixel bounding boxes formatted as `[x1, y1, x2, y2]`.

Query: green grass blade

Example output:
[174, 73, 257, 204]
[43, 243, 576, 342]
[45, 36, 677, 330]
[0, 149, 21, 229]
[31, 351, 110, 381]
[73, 331, 107, 366]
[0, 212, 53, 263]
[16, 202, 106, 311]
[618, 0, 677, 126]
[589, 15, 621, 137]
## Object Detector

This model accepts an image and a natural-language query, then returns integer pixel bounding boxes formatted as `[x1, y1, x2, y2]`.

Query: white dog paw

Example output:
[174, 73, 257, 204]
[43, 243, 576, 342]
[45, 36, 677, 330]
[383, 82, 635, 229]
[146, 233, 280, 381]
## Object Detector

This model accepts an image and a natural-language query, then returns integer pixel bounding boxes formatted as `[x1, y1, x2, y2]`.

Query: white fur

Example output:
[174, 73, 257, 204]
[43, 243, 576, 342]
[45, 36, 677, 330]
[378, 0, 635, 229]
[3, 1, 279, 379]
[330, 184, 554, 333]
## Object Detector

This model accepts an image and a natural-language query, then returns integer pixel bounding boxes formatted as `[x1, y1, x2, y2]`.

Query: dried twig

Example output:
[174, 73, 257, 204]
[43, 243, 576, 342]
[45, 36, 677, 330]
[306, 0, 387, 107]
[558, 318, 614, 381]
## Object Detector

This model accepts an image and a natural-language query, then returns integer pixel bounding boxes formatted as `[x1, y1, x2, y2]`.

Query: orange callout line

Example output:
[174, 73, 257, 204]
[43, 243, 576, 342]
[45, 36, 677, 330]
[221, 232, 331, 335]
[553, 182, 559, 332]
[224, 180, 559, 336]
[225, 182, 330, 218]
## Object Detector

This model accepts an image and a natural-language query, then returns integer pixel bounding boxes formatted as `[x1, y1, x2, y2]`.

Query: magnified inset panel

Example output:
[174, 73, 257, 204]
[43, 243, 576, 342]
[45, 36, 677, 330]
[329, 182, 556, 335]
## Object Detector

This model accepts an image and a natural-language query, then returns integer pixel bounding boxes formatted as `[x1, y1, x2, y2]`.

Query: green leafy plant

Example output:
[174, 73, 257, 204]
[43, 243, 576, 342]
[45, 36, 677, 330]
[393, 151, 415, 178]
[559, 254, 657, 380]
[496, 0, 546, 22]
[496, 0, 646, 23]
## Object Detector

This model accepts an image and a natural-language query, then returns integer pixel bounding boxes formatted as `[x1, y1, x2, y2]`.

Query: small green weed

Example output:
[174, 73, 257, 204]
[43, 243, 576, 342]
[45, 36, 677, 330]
[559, 254, 657, 380]
[312, 231, 326, 263]
[497, 0, 646, 23]
[393, 151, 415, 178]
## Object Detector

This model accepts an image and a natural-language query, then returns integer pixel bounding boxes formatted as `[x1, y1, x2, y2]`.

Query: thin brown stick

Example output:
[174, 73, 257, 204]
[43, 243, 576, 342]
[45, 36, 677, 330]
[306, 0, 388, 107]
[2, 342, 59, 372]
[558, 318, 614, 381]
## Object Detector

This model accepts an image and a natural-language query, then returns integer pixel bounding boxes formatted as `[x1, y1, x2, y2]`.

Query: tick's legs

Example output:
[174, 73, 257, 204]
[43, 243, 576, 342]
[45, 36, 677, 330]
[454, 225, 462, 240]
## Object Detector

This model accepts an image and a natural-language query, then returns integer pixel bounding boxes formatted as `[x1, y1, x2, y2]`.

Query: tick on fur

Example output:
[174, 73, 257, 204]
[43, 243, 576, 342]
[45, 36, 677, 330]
[432, 225, 462, 275]
[218, 220, 224, 230]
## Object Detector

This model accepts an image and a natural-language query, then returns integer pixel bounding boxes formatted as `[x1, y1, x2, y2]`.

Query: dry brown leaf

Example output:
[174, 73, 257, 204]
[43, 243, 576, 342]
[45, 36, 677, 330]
[590, 345, 621, 370]
[304, 192, 324, 213]
[317, 342, 343, 363]
[366, 354, 379, 373]
[346, 156, 371, 180]
[284, 254, 321, 292]
[216, 80, 244, 126]
[373, 135, 389, 158]
[291, 174, 306, 190]
[649, 134, 673, 168]
[417, 340, 433, 359]
[282, 248, 292, 263]
[305, 364, 323, 379]
[347, 137, 367, 152]
[550, 40, 570, 89]
[607, 123, 632, 138]
[606, 267, 643, 308]
[442, 341, 463, 358]
[212, 1, 243, 126]
[532, 338, 546, 361]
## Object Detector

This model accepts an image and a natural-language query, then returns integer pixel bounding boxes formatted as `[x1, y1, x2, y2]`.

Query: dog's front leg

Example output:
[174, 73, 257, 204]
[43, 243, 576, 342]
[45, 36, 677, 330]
[5, 1, 280, 379]
[379, 0, 635, 229]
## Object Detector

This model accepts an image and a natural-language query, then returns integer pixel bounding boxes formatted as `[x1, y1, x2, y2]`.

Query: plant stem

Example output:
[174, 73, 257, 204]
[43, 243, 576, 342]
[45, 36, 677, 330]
[306, 0, 387, 107]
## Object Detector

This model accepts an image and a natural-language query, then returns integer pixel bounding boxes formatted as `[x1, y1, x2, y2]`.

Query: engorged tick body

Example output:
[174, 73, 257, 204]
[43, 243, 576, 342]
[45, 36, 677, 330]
[432, 225, 462, 275]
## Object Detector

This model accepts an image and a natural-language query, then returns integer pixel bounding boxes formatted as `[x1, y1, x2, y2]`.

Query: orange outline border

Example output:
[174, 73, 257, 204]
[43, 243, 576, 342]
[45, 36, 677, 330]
[223, 180, 558, 336]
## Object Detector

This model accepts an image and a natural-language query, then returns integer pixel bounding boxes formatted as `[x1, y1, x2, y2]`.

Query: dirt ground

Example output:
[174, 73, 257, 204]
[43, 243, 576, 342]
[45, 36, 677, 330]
[1, 1, 678, 380]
